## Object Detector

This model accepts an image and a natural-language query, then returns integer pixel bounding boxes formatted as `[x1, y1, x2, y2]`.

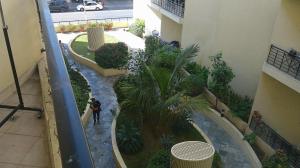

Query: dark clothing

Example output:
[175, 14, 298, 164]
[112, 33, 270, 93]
[90, 100, 101, 124]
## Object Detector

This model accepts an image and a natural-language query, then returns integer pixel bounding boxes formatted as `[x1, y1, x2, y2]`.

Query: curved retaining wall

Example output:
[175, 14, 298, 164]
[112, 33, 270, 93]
[79, 71, 93, 128]
[68, 34, 127, 77]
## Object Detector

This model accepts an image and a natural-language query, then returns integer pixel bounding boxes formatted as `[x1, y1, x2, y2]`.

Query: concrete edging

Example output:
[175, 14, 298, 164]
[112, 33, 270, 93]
[111, 108, 127, 168]
[68, 33, 127, 77]
[78, 71, 93, 128]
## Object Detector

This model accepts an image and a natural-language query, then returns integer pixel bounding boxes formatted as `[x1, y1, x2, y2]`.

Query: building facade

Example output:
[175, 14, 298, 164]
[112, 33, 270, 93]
[134, 0, 300, 98]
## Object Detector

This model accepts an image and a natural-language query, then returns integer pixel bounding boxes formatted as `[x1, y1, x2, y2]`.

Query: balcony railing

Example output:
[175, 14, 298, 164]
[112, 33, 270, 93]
[250, 116, 300, 168]
[266, 45, 300, 80]
[151, 0, 185, 18]
[36, 0, 94, 167]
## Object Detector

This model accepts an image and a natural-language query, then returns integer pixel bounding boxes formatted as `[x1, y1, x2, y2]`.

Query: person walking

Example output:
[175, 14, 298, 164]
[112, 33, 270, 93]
[90, 98, 101, 125]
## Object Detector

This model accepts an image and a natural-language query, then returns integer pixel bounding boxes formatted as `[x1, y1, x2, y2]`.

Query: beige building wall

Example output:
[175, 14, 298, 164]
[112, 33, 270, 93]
[181, 0, 280, 97]
[160, 15, 182, 43]
[133, 0, 162, 36]
[0, 0, 43, 94]
[251, 73, 300, 145]
[271, 0, 300, 51]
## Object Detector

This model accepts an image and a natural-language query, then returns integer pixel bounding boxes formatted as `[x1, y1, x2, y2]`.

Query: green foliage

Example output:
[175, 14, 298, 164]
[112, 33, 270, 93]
[129, 19, 145, 38]
[209, 53, 235, 101]
[243, 133, 256, 145]
[263, 150, 289, 168]
[64, 56, 90, 116]
[65, 24, 78, 32]
[227, 90, 253, 122]
[160, 134, 175, 151]
[171, 111, 193, 135]
[116, 120, 143, 155]
[145, 36, 163, 61]
[146, 150, 170, 168]
[95, 42, 129, 69]
[208, 53, 253, 122]
[212, 153, 223, 168]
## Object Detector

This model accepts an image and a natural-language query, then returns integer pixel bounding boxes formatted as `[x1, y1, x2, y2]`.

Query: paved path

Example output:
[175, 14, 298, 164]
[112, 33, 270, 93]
[192, 112, 253, 168]
[51, 9, 133, 23]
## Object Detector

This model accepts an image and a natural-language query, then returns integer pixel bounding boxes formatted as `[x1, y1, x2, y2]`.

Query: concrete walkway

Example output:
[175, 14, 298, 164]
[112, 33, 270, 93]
[192, 112, 253, 168]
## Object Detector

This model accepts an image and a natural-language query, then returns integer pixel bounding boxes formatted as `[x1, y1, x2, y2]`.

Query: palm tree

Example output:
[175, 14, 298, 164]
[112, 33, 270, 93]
[118, 44, 207, 133]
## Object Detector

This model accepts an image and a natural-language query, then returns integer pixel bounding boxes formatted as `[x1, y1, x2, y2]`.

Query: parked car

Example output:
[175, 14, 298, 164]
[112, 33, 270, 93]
[48, 0, 69, 12]
[76, 1, 103, 11]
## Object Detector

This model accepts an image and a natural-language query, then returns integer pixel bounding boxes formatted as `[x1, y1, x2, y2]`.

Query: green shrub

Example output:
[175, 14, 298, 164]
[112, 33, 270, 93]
[172, 111, 193, 135]
[212, 153, 223, 168]
[64, 56, 90, 116]
[95, 42, 129, 69]
[129, 19, 145, 38]
[185, 62, 209, 82]
[262, 150, 289, 168]
[227, 90, 253, 122]
[117, 121, 143, 155]
[145, 36, 162, 60]
[243, 132, 256, 145]
[146, 150, 170, 168]
[56, 24, 66, 33]
[160, 134, 175, 151]
[65, 24, 78, 32]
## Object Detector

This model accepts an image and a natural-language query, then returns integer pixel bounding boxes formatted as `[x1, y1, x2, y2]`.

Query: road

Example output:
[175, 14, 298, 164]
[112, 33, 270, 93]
[51, 9, 133, 23]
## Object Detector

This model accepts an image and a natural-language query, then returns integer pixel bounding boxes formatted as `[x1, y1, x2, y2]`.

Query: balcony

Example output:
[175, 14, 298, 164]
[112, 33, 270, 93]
[263, 45, 300, 93]
[149, 0, 185, 24]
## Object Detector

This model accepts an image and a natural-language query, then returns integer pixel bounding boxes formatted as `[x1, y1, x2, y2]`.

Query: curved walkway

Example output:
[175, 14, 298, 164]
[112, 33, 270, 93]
[192, 112, 253, 168]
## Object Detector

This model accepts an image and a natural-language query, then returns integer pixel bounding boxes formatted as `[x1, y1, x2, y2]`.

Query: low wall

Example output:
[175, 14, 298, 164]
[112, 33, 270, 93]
[111, 108, 127, 168]
[68, 34, 127, 77]
[79, 71, 92, 128]
[202, 108, 262, 168]
[38, 57, 63, 168]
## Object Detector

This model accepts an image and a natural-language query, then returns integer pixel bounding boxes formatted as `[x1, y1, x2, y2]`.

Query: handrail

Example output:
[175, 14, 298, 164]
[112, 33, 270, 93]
[151, 0, 185, 17]
[266, 44, 300, 80]
[36, 0, 94, 167]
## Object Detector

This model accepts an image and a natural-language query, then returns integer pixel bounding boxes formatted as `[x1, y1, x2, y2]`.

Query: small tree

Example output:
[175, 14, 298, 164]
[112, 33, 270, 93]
[209, 53, 235, 104]
[129, 19, 145, 38]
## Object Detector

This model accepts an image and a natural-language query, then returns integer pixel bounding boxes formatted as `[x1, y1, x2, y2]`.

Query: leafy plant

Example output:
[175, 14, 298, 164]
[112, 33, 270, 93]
[262, 150, 289, 168]
[243, 132, 256, 145]
[95, 42, 129, 69]
[208, 53, 235, 102]
[212, 153, 223, 168]
[65, 24, 78, 32]
[145, 36, 163, 61]
[160, 134, 175, 150]
[227, 90, 253, 122]
[116, 44, 208, 132]
[129, 19, 145, 38]
[116, 121, 143, 155]
[146, 150, 170, 168]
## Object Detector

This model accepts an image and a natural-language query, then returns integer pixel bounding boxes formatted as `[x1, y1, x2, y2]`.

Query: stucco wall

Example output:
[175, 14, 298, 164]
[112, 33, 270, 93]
[271, 0, 300, 51]
[0, 0, 43, 94]
[160, 15, 182, 43]
[133, 0, 161, 36]
[251, 73, 300, 145]
[181, 0, 280, 97]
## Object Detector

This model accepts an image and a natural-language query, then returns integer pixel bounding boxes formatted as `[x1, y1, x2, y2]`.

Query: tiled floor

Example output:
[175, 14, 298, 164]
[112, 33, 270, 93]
[0, 73, 51, 168]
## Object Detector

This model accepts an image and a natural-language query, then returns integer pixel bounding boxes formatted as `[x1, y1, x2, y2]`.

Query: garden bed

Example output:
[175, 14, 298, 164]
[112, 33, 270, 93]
[69, 33, 127, 77]
[71, 34, 119, 61]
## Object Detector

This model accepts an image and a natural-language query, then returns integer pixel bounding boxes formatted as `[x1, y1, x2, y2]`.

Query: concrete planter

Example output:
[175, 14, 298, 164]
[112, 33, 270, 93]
[87, 27, 105, 51]
[79, 72, 93, 128]
[111, 108, 213, 168]
[69, 34, 127, 77]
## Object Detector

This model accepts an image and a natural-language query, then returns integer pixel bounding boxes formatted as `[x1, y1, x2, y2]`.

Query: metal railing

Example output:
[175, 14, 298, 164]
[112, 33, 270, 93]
[53, 17, 132, 27]
[36, 0, 94, 167]
[266, 45, 300, 80]
[151, 0, 185, 18]
[250, 117, 300, 167]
